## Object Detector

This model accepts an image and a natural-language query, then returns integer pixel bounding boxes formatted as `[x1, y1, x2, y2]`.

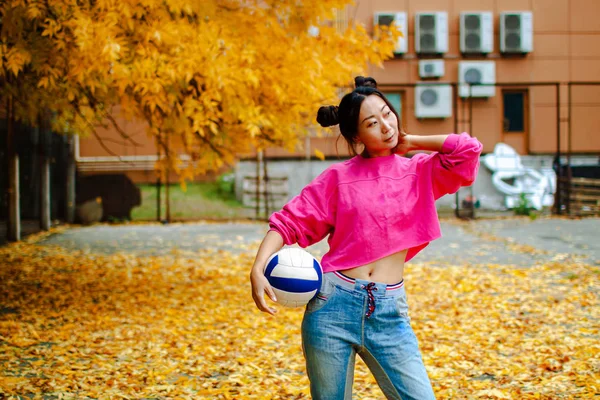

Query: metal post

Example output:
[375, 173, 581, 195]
[256, 150, 263, 219]
[156, 137, 161, 222]
[305, 135, 312, 190]
[263, 148, 270, 218]
[468, 84, 475, 219]
[555, 83, 562, 214]
[165, 132, 171, 223]
[452, 84, 460, 218]
[452, 83, 459, 136]
[65, 135, 76, 223]
[567, 83, 572, 178]
[469, 84, 473, 137]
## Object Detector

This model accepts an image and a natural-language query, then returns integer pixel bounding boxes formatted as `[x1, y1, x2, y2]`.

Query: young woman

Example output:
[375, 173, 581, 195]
[250, 76, 483, 399]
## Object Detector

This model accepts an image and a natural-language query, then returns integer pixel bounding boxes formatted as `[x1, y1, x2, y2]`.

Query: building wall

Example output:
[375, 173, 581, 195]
[76, 107, 159, 182]
[361, 0, 600, 156]
[75, 107, 212, 183]
[77, 0, 600, 183]
[251, 0, 600, 160]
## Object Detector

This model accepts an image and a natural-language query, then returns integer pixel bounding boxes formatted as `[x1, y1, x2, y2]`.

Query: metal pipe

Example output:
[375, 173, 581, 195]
[156, 137, 161, 222]
[556, 83, 562, 215]
[263, 148, 269, 218]
[165, 132, 171, 223]
[453, 83, 459, 218]
[469, 84, 475, 219]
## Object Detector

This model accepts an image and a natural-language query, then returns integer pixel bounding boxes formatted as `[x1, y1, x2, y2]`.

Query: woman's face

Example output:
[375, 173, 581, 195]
[356, 95, 399, 157]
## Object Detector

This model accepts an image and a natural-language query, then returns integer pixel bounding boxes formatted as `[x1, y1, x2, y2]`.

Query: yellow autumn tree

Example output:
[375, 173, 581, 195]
[1, 0, 399, 180]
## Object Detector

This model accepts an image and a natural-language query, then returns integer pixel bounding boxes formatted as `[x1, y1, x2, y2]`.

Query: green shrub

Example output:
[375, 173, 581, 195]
[217, 173, 235, 195]
[514, 193, 537, 219]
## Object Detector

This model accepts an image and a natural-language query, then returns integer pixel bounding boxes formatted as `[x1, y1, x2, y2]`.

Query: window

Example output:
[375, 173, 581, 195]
[385, 93, 402, 116]
[503, 91, 525, 132]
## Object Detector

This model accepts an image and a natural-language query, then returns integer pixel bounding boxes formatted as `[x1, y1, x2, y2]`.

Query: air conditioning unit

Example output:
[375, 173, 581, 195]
[419, 60, 444, 78]
[415, 12, 448, 54]
[460, 12, 493, 54]
[458, 61, 496, 97]
[415, 84, 452, 118]
[500, 11, 533, 54]
[374, 12, 408, 54]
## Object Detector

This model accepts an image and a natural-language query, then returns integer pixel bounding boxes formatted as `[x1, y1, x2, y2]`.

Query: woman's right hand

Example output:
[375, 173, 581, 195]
[250, 269, 278, 315]
[393, 132, 412, 155]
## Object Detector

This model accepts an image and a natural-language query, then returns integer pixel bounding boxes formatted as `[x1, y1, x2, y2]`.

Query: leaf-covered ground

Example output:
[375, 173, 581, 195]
[0, 228, 598, 399]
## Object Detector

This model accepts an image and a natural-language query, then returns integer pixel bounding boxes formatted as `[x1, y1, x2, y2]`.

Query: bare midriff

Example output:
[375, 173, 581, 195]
[340, 249, 408, 285]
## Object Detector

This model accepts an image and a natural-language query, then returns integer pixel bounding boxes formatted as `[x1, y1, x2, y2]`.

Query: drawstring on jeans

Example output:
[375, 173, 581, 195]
[361, 282, 378, 318]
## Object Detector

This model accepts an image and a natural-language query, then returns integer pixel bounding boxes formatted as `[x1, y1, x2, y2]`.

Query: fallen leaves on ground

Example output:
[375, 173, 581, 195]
[0, 230, 598, 399]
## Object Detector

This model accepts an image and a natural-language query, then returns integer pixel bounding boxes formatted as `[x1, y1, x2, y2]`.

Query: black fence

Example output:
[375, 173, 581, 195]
[377, 81, 600, 218]
[0, 121, 70, 221]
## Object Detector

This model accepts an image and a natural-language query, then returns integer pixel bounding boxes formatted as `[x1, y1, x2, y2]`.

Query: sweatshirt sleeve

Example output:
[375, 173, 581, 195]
[268, 171, 335, 248]
[415, 132, 483, 200]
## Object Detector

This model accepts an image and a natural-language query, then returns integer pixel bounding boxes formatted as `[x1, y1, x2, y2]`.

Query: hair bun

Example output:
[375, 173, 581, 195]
[355, 76, 377, 88]
[316, 105, 339, 127]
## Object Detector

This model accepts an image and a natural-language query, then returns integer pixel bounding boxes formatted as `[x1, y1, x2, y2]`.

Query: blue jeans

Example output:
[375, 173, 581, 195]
[301, 271, 435, 400]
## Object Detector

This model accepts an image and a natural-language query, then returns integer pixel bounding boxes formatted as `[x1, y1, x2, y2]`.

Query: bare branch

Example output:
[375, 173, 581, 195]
[90, 129, 124, 160]
[103, 110, 144, 147]
[90, 136, 133, 146]
[72, 103, 133, 164]
[79, 86, 143, 147]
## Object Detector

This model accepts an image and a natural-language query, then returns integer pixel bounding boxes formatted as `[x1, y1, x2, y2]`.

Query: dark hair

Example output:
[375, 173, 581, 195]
[317, 76, 402, 156]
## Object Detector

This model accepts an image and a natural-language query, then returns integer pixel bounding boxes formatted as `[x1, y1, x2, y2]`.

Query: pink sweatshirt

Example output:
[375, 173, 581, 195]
[268, 133, 483, 273]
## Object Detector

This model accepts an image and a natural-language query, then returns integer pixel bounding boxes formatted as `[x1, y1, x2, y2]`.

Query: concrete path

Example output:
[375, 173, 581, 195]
[32, 217, 600, 267]
[429, 217, 600, 266]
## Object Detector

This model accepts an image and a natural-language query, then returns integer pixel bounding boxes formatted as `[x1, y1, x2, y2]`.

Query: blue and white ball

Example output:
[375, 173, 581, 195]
[264, 247, 323, 308]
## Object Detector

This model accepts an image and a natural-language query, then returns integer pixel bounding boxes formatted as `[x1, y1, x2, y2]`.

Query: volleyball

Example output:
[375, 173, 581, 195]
[264, 247, 323, 308]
